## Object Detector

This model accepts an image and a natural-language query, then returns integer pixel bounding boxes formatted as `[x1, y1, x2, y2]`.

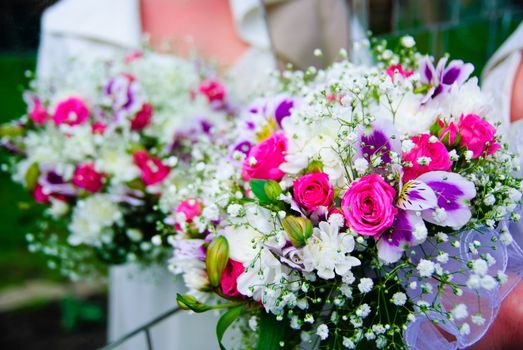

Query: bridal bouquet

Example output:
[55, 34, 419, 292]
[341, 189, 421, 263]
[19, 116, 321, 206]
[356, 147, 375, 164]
[175, 40, 523, 350]
[0, 50, 232, 278]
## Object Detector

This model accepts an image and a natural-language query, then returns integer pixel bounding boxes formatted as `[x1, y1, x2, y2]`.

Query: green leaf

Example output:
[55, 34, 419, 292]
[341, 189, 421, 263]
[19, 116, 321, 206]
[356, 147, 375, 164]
[217, 305, 244, 350]
[0, 124, 24, 138]
[25, 162, 40, 191]
[256, 312, 285, 350]
[176, 294, 212, 313]
[429, 119, 442, 137]
[249, 179, 271, 204]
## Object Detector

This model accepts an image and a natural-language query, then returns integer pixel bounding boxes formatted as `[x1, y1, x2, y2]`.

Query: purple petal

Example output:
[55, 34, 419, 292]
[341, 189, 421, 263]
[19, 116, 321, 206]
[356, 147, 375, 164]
[419, 56, 436, 84]
[200, 119, 213, 134]
[397, 180, 437, 211]
[234, 140, 252, 154]
[387, 210, 417, 246]
[441, 66, 462, 85]
[377, 239, 404, 264]
[378, 209, 427, 264]
[442, 60, 474, 86]
[360, 129, 393, 164]
[417, 171, 476, 229]
[435, 56, 449, 80]
[274, 99, 294, 127]
[174, 239, 206, 261]
[432, 84, 444, 98]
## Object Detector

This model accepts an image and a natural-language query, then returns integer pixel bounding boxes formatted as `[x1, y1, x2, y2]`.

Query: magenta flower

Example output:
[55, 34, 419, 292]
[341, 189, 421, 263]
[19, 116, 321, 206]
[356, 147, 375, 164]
[241, 132, 287, 181]
[24, 94, 49, 125]
[293, 172, 334, 212]
[437, 119, 459, 145]
[386, 64, 413, 82]
[72, 163, 104, 193]
[133, 150, 170, 186]
[91, 122, 107, 135]
[52, 97, 90, 126]
[458, 114, 501, 158]
[220, 259, 245, 298]
[342, 174, 397, 237]
[176, 198, 203, 223]
[131, 103, 154, 131]
[402, 133, 452, 182]
[199, 79, 226, 103]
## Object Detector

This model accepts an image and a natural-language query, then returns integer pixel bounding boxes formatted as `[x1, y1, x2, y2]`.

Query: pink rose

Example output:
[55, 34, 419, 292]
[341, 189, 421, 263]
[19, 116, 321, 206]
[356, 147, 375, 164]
[386, 64, 413, 82]
[72, 163, 104, 193]
[458, 114, 501, 159]
[52, 97, 90, 126]
[91, 122, 107, 135]
[293, 172, 334, 212]
[220, 259, 245, 298]
[176, 198, 203, 223]
[242, 132, 287, 181]
[402, 133, 452, 181]
[438, 120, 458, 145]
[28, 98, 49, 125]
[199, 79, 226, 103]
[131, 103, 153, 130]
[133, 150, 170, 186]
[341, 174, 397, 237]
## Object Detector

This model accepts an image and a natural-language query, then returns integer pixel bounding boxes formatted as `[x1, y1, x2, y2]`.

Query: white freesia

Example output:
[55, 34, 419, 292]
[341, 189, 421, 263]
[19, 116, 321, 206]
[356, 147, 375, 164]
[301, 221, 361, 279]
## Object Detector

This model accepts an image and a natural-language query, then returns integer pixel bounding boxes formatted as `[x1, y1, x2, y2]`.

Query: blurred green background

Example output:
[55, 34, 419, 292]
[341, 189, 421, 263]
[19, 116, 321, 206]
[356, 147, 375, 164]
[0, 0, 62, 291]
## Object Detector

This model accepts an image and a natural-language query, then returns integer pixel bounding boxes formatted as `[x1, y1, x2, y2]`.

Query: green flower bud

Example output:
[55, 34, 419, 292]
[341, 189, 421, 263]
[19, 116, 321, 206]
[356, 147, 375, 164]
[282, 216, 313, 248]
[25, 162, 40, 191]
[264, 180, 282, 201]
[176, 294, 212, 313]
[0, 124, 24, 138]
[306, 160, 324, 173]
[206, 236, 229, 287]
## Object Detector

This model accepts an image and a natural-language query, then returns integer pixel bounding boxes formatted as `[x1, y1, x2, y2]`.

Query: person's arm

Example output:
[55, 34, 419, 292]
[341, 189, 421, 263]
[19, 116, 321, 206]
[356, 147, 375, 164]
[511, 53, 523, 123]
[468, 281, 523, 350]
[140, 0, 248, 66]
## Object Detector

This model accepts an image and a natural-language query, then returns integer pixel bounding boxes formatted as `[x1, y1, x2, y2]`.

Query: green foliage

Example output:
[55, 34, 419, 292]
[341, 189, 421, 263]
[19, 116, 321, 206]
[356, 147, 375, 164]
[256, 312, 287, 350]
[217, 305, 245, 350]
[249, 179, 282, 205]
[176, 294, 214, 313]
[60, 296, 104, 331]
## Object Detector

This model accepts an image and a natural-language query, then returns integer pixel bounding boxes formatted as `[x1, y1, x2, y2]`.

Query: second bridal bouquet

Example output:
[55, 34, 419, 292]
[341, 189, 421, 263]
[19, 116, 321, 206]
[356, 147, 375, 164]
[0, 50, 232, 278]
[176, 40, 523, 350]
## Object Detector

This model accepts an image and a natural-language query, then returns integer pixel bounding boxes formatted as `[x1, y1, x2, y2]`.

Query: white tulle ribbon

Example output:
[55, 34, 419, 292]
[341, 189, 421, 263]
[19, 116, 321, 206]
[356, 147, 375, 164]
[403, 215, 523, 350]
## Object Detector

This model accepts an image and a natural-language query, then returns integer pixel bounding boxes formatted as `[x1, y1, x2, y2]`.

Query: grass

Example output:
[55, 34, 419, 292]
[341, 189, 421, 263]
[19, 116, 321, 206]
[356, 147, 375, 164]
[0, 53, 63, 290]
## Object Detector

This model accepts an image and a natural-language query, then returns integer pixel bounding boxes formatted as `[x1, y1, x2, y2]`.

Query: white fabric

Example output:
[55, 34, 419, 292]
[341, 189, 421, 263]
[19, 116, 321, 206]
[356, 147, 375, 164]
[482, 22, 523, 139]
[37, 1, 275, 349]
[37, 0, 141, 78]
[229, 0, 271, 50]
